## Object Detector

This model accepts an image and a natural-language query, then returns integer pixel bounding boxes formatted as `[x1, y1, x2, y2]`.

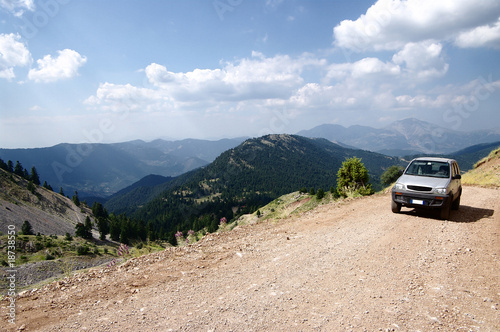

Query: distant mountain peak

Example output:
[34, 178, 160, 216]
[298, 118, 500, 156]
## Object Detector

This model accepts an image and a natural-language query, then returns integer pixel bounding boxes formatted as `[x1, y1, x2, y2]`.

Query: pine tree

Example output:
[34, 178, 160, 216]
[97, 218, 109, 241]
[30, 166, 41, 185]
[27, 180, 36, 194]
[84, 216, 93, 238]
[72, 191, 80, 207]
[21, 220, 34, 235]
[0, 158, 7, 171]
[75, 217, 92, 239]
[14, 161, 24, 177]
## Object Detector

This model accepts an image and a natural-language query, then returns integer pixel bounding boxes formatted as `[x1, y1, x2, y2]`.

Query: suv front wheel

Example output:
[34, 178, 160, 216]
[440, 197, 452, 220]
[391, 200, 401, 213]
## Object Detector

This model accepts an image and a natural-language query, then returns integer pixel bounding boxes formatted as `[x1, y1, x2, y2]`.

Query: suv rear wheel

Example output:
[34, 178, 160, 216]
[451, 190, 461, 210]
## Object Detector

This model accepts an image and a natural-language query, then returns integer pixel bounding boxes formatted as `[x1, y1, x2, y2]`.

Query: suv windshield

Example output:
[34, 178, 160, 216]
[405, 160, 450, 178]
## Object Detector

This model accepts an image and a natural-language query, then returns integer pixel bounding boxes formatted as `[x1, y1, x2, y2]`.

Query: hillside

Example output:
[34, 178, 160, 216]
[462, 147, 500, 188]
[0, 138, 245, 198]
[298, 118, 500, 155]
[131, 134, 400, 237]
[0, 168, 90, 236]
[103, 174, 175, 215]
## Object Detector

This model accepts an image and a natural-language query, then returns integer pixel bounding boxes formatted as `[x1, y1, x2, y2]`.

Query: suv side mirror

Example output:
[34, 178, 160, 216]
[453, 174, 462, 180]
[398, 169, 404, 176]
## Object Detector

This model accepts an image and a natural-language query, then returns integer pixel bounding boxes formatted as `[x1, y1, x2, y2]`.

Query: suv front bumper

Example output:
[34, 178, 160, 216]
[392, 190, 449, 208]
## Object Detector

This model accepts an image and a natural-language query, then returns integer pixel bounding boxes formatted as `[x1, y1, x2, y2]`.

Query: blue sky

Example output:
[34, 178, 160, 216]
[1, 0, 500, 148]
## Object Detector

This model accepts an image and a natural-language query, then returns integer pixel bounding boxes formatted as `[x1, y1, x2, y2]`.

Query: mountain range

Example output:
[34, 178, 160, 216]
[1, 131, 498, 243]
[297, 118, 500, 156]
[1, 118, 499, 200]
[0, 138, 245, 198]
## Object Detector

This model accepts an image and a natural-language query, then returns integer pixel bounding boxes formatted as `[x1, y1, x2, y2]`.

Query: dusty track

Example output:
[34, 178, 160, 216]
[3, 186, 499, 331]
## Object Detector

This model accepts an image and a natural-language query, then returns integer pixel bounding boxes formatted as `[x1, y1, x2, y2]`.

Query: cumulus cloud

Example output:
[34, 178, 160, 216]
[87, 52, 327, 115]
[0, 0, 34, 17]
[145, 52, 313, 102]
[333, 0, 500, 52]
[326, 57, 400, 81]
[455, 18, 500, 48]
[28, 49, 87, 83]
[392, 41, 449, 79]
[84, 82, 168, 112]
[0, 33, 31, 80]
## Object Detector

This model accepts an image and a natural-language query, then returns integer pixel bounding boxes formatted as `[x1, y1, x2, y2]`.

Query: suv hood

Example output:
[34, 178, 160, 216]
[397, 174, 450, 188]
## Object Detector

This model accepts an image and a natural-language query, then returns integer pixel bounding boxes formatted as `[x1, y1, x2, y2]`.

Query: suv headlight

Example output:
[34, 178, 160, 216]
[394, 183, 405, 190]
[434, 188, 447, 195]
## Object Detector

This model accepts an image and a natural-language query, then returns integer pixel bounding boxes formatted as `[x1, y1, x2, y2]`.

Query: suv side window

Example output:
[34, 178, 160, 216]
[452, 162, 460, 178]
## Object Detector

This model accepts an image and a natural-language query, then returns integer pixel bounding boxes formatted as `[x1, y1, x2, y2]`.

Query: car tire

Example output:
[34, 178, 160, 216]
[452, 190, 461, 210]
[391, 200, 401, 213]
[440, 200, 451, 220]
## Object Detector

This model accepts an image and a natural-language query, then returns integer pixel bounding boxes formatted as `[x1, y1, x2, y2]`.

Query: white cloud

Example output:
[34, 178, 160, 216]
[0, 0, 34, 17]
[144, 52, 316, 103]
[333, 0, 500, 52]
[84, 82, 168, 112]
[28, 49, 87, 83]
[392, 40, 449, 79]
[325, 57, 400, 84]
[0, 33, 31, 80]
[87, 52, 327, 119]
[455, 17, 500, 49]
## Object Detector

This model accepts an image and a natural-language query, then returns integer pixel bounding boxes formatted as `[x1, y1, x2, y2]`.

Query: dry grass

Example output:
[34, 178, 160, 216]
[461, 147, 500, 188]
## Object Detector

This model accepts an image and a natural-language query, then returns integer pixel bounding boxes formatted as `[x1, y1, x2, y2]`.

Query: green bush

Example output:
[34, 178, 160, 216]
[76, 245, 90, 256]
[381, 165, 404, 185]
[336, 157, 373, 197]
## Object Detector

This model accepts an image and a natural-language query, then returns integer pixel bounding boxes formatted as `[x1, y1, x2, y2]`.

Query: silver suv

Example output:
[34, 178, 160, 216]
[391, 157, 462, 220]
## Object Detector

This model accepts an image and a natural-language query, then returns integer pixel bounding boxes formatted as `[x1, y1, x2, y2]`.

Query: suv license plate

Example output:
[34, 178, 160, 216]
[411, 199, 424, 205]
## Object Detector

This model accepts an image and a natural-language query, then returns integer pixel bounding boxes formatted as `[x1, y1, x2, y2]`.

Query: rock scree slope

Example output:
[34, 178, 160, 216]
[2, 186, 499, 331]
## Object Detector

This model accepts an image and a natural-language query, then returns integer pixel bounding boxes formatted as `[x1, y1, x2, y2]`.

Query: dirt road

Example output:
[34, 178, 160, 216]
[3, 186, 499, 331]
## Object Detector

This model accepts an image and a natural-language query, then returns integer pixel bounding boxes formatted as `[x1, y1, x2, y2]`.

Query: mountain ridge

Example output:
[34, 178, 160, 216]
[0, 137, 246, 199]
[298, 118, 500, 155]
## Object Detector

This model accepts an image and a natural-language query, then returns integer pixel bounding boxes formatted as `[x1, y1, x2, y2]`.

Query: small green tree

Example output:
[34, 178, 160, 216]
[27, 180, 36, 194]
[21, 220, 34, 235]
[381, 165, 404, 185]
[72, 191, 80, 207]
[75, 217, 92, 239]
[30, 166, 41, 185]
[97, 218, 109, 240]
[316, 188, 325, 200]
[14, 161, 24, 177]
[336, 157, 373, 197]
